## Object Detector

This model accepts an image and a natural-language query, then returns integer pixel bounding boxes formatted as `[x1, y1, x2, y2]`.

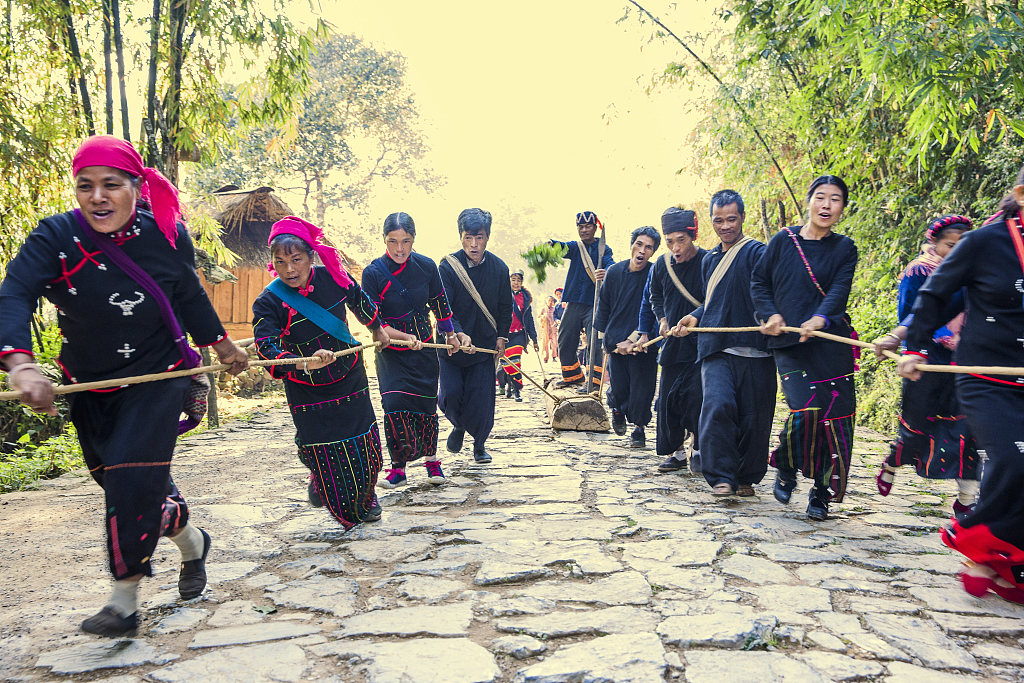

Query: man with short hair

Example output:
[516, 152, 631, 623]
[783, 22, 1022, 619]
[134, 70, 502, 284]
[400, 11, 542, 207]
[438, 208, 513, 464]
[500, 269, 539, 402]
[677, 191, 776, 496]
[637, 208, 708, 472]
[550, 212, 615, 391]
[595, 226, 660, 447]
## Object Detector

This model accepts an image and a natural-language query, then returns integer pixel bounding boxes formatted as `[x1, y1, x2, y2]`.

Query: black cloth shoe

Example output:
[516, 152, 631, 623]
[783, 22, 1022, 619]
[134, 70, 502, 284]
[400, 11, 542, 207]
[629, 426, 645, 448]
[689, 451, 703, 474]
[473, 448, 492, 463]
[178, 528, 211, 600]
[446, 429, 465, 453]
[514, 389, 522, 402]
[807, 487, 829, 521]
[505, 385, 513, 399]
[554, 378, 584, 389]
[657, 455, 687, 472]
[612, 411, 627, 436]
[81, 607, 138, 638]
[364, 494, 382, 522]
[773, 474, 797, 505]
[308, 477, 323, 508]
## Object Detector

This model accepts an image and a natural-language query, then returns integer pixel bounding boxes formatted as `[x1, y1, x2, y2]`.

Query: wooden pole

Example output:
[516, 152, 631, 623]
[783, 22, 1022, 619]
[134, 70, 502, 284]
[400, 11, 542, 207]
[200, 346, 218, 428]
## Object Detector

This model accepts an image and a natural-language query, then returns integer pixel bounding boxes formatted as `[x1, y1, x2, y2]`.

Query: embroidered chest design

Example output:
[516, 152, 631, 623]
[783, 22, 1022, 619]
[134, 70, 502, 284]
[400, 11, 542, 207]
[49, 218, 142, 295]
[109, 291, 146, 316]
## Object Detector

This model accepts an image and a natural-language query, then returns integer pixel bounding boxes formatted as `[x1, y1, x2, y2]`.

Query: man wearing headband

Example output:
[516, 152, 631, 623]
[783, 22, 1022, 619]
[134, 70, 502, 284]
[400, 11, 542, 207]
[0, 135, 248, 637]
[438, 208, 513, 463]
[594, 226, 660, 447]
[637, 208, 708, 472]
[549, 212, 615, 390]
[498, 269, 539, 401]
[675, 190, 775, 497]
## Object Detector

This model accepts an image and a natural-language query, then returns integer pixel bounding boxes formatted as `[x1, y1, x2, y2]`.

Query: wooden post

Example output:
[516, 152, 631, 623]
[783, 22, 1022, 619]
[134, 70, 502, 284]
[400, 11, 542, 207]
[778, 200, 787, 229]
[200, 347, 219, 428]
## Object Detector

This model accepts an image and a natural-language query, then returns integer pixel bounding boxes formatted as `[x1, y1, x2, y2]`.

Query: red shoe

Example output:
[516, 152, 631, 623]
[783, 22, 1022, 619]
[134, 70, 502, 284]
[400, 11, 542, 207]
[960, 569, 1024, 604]
[876, 467, 894, 496]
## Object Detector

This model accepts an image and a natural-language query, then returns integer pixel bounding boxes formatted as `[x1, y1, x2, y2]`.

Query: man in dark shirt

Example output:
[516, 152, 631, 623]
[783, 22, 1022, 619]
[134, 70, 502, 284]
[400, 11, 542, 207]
[550, 212, 615, 390]
[595, 227, 660, 447]
[677, 190, 776, 497]
[637, 208, 707, 472]
[438, 208, 513, 464]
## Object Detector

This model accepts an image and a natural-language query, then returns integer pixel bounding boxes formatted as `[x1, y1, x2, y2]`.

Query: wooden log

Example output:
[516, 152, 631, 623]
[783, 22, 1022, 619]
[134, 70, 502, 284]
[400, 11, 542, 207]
[542, 380, 610, 432]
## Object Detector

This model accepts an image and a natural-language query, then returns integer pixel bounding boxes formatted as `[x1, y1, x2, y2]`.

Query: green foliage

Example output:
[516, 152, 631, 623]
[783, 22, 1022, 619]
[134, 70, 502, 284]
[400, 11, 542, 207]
[0, 427, 83, 493]
[521, 242, 568, 284]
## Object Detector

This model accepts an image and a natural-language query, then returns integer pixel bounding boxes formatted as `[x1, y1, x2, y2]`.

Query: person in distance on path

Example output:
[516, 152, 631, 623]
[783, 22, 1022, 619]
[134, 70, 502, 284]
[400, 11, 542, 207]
[361, 212, 466, 490]
[0, 135, 249, 637]
[752, 175, 858, 521]
[549, 212, 614, 391]
[253, 217, 390, 529]
[636, 208, 708, 472]
[595, 226, 660, 447]
[539, 295, 559, 363]
[676, 190, 776, 498]
[499, 269, 539, 402]
[438, 208, 513, 464]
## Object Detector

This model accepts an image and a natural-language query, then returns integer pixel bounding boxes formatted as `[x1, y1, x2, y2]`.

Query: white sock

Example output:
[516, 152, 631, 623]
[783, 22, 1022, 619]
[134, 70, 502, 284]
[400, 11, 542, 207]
[168, 523, 205, 561]
[105, 579, 139, 617]
[672, 449, 687, 461]
[956, 479, 980, 506]
[425, 454, 438, 463]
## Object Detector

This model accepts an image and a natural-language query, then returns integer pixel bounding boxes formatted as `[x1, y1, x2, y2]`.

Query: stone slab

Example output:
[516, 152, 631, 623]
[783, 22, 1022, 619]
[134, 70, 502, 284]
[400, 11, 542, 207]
[311, 638, 501, 683]
[483, 597, 557, 617]
[516, 571, 652, 605]
[474, 562, 555, 586]
[150, 607, 209, 634]
[743, 585, 833, 613]
[36, 640, 178, 674]
[335, 603, 473, 638]
[756, 544, 843, 563]
[343, 533, 435, 564]
[971, 642, 1024, 665]
[682, 651, 826, 683]
[927, 611, 1024, 637]
[397, 576, 465, 603]
[884, 662, 977, 683]
[645, 566, 725, 595]
[270, 575, 360, 617]
[495, 606, 661, 638]
[720, 554, 797, 585]
[491, 635, 548, 660]
[657, 613, 776, 648]
[513, 632, 665, 683]
[864, 613, 979, 671]
[148, 642, 307, 683]
[207, 600, 264, 628]
[908, 585, 1024, 618]
[792, 652, 882, 680]
[392, 558, 470, 577]
[188, 621, 320, 649]
[619, 540, 722, 570]
[844, 632, 912, 662]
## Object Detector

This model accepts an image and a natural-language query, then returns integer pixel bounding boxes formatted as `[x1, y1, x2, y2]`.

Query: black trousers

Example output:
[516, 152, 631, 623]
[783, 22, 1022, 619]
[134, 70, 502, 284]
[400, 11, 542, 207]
[439, 358, 497, 448]
[557, 302, 604, 388]
[699, 352, 777, 488]
[70, 377, 191, 580]
[657, 360, 702, 455]
[607, 350, 658, 427]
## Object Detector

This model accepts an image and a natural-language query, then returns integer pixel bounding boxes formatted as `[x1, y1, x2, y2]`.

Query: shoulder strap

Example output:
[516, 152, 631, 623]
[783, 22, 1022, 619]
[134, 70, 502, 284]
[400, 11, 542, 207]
[577, 240, 598, 283]
[72, 209, 199, 369]
[704, 235, 753, 307]
[444, 254, 497, 331]
[782, 227, 827, 297]
[1007, 214, 1024, 275]
[663, 252, 702, 308]
[268, 278, 358, 345]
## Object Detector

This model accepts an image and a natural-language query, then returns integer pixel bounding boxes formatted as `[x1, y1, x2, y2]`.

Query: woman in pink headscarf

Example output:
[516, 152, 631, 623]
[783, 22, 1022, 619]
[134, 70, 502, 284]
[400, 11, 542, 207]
[0, 135, 249, 638]
[253, 216, 390, 530]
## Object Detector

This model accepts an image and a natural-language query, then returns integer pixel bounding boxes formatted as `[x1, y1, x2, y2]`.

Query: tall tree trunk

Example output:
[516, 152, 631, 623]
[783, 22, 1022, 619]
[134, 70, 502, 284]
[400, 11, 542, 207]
[165, 0, 186, 184]
[144, 0, 161, 165]
[111, 0, 130, 140]
[60, 0, 94, 136]
[102, 0, 114, 135]
[4, 0, 12, 77]
[315, 174, 325, 226]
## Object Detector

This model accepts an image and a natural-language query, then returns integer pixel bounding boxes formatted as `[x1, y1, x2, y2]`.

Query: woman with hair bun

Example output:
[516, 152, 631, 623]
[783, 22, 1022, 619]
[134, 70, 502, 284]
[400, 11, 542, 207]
[361, 212, 465, 489]
[253, 217, 389, 530]
[752, 174, 859, 521]
[900, 165, 1024, 604]
[874, 215, 979, 520]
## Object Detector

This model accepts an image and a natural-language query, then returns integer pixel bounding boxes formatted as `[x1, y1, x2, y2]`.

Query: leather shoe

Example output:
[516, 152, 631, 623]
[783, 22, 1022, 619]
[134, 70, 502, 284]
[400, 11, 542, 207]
[612, 411, 626, 436]
[473, 449, 492, 464]
[657, 455, 687, 472]
[307, 476, 323, 508]
[178, 528, 211, 600]
[446, 429, 465, 453]
[81, 607, 137, 638]
[773, 474, 797, 504]
[807, 487, 829, 521]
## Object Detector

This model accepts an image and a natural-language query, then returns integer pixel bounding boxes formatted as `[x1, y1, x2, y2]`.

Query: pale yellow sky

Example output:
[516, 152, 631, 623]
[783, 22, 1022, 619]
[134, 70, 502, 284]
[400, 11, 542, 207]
[269, 0, 722, 267]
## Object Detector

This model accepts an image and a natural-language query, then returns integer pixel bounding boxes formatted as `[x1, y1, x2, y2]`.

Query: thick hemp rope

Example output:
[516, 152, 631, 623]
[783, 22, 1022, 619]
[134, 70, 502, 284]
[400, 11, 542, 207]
[2, 326, 1020, 404]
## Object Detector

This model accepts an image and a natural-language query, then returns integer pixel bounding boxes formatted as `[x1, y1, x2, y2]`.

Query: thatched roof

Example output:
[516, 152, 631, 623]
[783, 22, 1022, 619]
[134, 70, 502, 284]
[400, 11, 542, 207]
[212, 186, 364, 280]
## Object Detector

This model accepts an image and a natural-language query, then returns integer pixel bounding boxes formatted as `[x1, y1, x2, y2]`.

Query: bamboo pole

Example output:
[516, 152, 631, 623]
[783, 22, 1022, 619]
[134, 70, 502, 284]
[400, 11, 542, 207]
[500, 353, 561, 404]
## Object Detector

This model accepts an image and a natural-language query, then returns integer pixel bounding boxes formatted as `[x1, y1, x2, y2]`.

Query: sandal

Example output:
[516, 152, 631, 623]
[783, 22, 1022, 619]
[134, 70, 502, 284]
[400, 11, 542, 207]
[876, 466, 895, 497]
[711, 483, 736, 497]
[736, 484, 755, 497]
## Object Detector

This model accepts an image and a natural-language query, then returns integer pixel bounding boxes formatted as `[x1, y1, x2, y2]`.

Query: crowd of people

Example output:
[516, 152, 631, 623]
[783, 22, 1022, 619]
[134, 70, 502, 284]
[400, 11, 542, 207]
[1, 135, 1024, 638]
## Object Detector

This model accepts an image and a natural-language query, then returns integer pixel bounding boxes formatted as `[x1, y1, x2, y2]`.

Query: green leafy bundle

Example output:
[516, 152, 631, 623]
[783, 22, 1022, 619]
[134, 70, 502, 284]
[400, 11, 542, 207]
[521, 242, 568, 284]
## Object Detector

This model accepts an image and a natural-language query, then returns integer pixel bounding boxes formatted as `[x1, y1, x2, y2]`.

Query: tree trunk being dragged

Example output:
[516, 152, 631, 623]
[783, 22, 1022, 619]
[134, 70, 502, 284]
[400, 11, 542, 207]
[542, 381, 610, 432]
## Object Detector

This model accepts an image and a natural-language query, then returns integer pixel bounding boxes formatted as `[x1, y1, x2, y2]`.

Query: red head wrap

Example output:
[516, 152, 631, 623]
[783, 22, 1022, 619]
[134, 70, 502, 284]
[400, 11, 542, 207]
[267, 216, 354, 289]
[72, 135, 184, 249]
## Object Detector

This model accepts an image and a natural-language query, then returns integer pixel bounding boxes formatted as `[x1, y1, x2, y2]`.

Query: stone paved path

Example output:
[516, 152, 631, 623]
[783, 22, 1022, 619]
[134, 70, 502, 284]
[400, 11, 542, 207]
[2, 359, 1024, 682]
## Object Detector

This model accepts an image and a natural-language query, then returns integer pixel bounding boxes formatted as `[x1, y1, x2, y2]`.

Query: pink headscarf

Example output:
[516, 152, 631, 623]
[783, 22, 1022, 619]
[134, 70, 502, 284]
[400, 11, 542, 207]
[267, 216, 354, 288]
[72, 135, 184, 249]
